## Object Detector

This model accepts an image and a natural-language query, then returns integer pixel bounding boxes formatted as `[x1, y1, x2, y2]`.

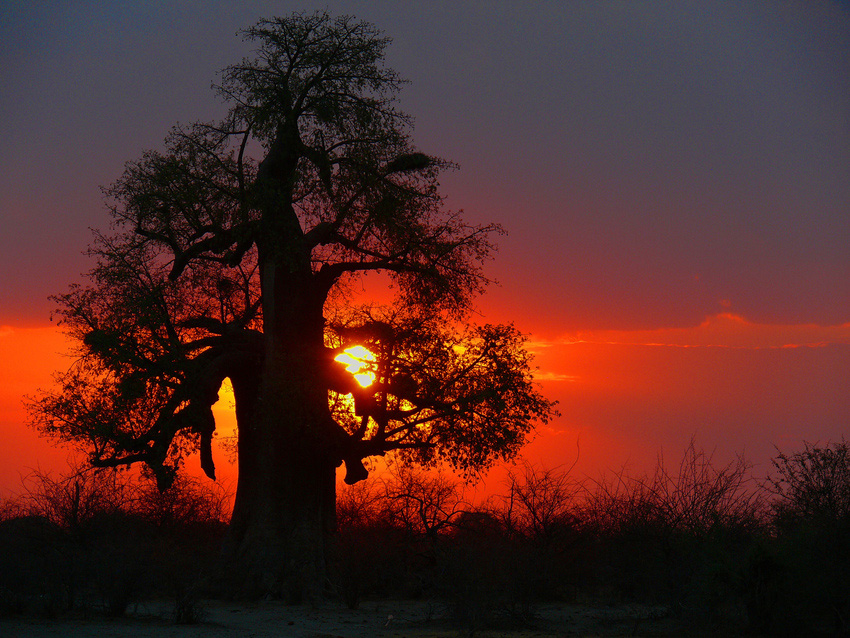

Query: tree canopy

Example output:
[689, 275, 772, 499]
[27, 12, 557, 597]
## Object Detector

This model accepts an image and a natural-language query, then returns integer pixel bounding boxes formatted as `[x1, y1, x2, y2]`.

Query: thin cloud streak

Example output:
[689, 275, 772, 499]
[533, 372, 580, 383]
[549, 313, 850, 350]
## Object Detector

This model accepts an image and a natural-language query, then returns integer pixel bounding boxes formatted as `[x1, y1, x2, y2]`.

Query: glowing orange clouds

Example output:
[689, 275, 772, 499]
[553, 313, 850, 350]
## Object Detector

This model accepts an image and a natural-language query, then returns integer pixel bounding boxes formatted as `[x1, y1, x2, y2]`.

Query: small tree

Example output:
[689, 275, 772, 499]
[497, 462, 584, 601]
[500, 461, 582, 545]
[19, 462, 127, 532]
[586, 442, 760, 537]
[767, 440, 850, 634]
[27, 12, 556, 599]
[132, 472, 231, 529]
[584, 442, 762, 617]
[769, 439, 850, 524]
[381, 465, 467, 541]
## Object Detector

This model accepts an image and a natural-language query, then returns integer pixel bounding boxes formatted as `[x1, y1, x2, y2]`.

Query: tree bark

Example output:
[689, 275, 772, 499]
[218, 121, 347, 599]
[226, 428, 336, 600]
[223, 316, 339, 599]
[221, 199, 341, 597]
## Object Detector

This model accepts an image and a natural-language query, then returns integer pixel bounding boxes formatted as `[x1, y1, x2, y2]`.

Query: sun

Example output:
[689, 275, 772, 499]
[334, 345, 376, 387]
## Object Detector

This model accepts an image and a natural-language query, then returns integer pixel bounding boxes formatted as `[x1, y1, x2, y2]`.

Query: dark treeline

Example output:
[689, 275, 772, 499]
[0, 465, 230, 622]
[2, 440, 849, 636]
[335, 441, 850, 636]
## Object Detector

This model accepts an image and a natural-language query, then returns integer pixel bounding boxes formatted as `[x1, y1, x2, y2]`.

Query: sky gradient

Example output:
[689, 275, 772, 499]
[1, 1, 848, 493]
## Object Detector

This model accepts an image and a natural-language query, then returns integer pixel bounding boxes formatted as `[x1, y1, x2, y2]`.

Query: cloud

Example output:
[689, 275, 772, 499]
[552, 313, 850, 350]
[533, 371, 579, 382]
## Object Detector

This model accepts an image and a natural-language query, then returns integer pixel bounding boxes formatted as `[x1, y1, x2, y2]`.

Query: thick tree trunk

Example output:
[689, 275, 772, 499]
[223, 335, 339, 600]
[226, 433, 335, 599]
[220, 128, 344, 599]
[221, 229, 341, 599]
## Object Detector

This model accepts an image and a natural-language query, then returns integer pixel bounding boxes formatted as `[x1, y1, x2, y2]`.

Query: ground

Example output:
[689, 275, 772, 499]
[0, 599, 709, 638]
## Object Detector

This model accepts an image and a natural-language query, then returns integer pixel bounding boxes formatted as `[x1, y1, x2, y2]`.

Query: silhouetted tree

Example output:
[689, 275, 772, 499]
[19, 462, 127, 532]
[27, 12, 555, 599]
[767, 440, 850, 634]
[770, 439, 850, 524]
[500, 461, 582, 545]
[381, 465, 467, 540]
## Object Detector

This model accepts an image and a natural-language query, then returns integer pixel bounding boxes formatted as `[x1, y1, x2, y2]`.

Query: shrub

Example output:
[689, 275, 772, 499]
[583, 442, 763, 626]
[1, 461, 230, 617]
[764, 440, 850, 635]
[497, 461, 585, 600]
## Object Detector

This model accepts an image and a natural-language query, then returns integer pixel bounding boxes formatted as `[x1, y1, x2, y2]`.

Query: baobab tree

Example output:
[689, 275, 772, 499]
[28, 12, 556, 599]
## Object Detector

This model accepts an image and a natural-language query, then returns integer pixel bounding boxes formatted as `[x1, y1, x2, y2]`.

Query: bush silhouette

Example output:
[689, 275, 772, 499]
[4, 441, 847, 637]
[763, 439, 850, 635]
[0, 462, 229, 618]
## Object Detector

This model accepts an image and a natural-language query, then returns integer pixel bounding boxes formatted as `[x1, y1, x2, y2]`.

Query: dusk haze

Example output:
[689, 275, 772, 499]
[3, 1, 847, 489]
[0, 2, 848, 633]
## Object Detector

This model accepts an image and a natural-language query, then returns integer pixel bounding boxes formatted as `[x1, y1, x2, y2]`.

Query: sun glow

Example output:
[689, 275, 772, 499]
[334, 345, 376, 387]
[211, 377, 238, 439]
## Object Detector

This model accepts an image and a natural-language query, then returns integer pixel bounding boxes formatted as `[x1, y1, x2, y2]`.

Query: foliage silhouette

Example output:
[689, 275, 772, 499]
[763, 439, 850, 635]
[1, 441, 845, 635]
[0, 463, 229, 617]
[26, 11, 556, 599]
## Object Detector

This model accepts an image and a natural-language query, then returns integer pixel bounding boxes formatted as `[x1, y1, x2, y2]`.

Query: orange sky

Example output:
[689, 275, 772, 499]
[3, 314, 847, 497]
[0, 326, 80, 495]
[524, 314, 850, 480]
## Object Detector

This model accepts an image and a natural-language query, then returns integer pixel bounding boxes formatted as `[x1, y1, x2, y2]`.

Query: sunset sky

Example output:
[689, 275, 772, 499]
[1, 1, 848, 495]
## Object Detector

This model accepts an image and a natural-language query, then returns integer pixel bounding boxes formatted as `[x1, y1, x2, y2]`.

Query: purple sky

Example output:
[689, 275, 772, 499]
[2, 1, 848, 332]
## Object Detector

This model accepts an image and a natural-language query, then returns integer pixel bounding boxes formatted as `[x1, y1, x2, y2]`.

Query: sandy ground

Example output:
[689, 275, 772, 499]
[0, 599, 684, 638]
[0, 601, 675, 638]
